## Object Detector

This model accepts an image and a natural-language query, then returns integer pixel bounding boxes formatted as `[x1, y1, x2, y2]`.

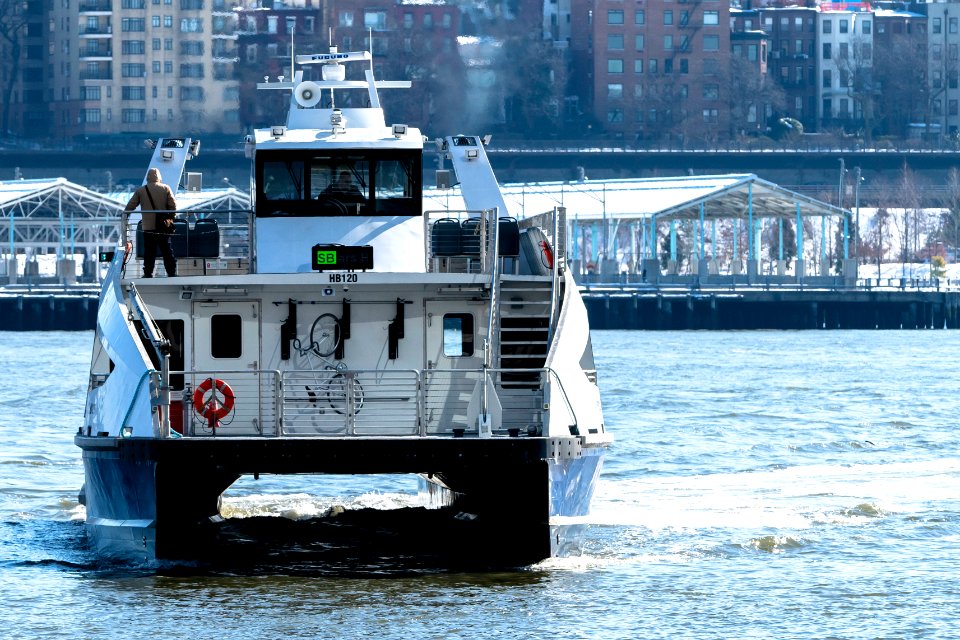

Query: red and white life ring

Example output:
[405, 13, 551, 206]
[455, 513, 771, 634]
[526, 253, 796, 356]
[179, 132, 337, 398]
[192, 377, 235, 425]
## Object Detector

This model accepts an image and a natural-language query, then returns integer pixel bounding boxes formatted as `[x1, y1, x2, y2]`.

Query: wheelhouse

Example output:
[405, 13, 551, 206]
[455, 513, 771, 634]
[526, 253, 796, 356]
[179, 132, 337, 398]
[254, 148, 423, 218]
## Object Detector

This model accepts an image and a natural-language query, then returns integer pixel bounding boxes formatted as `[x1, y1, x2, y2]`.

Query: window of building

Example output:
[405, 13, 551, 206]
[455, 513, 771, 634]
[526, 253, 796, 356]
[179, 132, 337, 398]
[442, 12, 452, 28]
[703, 84, 719, 100]
[680, 58, 688, 73]
[933, 17, 942, 34]
[951, 100, 958, 116]
[703, 34, 719, 51]
[839, 42, 848, 58]
[664, 58, 673, 73]
[635, 9, 644, 25]
[702, 108, 718, 124]
[339, 11, 353, 27]
[664, 10, 672, 25]
[951, 17, 958, 33]
[423, 13, 432, 28]
[608, 9, 624, 25]
[403, 12, 413, 28]
[267, 16, 277, 33]
[122, 86, 145, 100]
[152, 37, 160, 50]
[304, 16, 314, 33]
[822, 69, 832, 88]
[704, 10, 718, 26]
[608, 58, 623, 73]
[82, 109, 100, 123]
[122, 63, 145, 77]
[180, 86, 203, 101]
[822, 19, 831, 34]
[634, 84, 642, 98]
[607, 108, 624, 123]
[839, 19, 848, 33]
[286, 17, 296, 33]
[823, 42, 831, 59]
[862, 19, 871, 34]
[81, 86, 101, 100]
[121, 17, 144, 32]
[152, 15, 160, 27]
[152, 60, 161, 72]
[608, 34, 624, 50]
[122, 109, 145, 123]
[180, 40, 203, 55]
[365, 10, 387, 30]
[163, 15, 172, 27]
[180, 17, 202, 32]
[780, 17, 789, 30]
[635, 34, 645, 51]
[634, 59, 643, 73]
[648, 58, 658, 73]
[607, 83, 623, 99]
[179, 63, 202, 78]
[122, 40, 145, 54]
[680, 11, 689, 26]
[663, 35, 673, 50]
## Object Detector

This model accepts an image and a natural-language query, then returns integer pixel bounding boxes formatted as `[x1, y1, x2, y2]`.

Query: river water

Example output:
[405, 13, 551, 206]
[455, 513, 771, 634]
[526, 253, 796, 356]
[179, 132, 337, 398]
[2, 330, 959, 639]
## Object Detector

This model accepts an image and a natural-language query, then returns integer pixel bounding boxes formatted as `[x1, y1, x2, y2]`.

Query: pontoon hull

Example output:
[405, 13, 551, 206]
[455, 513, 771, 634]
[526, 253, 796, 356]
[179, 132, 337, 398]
[76, 435, 605, 567]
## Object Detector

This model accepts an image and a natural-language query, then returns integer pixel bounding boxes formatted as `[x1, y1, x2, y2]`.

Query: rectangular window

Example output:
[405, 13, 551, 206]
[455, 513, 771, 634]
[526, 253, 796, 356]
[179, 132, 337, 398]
[608, 58, 623, 73]
[634, 59, 643, 73]
[862, 19, 871, 34]
[211, 315, 243, 358]
[152, 38, 160, 50]
[635, 10, 644, 25]
[122, 86, 145, 100]
[81, 86, 100, 100]
[703, 84, 719, 100]
[933, 17, 942, 34]
[608, 10, 624, 25]
[403, 12, 413, 28]
[82, 108, 101, 123]
[163, 15, 172, 27]
[823, 42, 832, 59]
[702, 108, 718, 124]
[607, 34, 624, 50]
[648, 58, 658, 73]
[121, 18, 145, 32]
[180, 17, 203, 32]
[365, 10, 387, 30]
[443, 314, 474, 357]
[152, 15, 160, 27]
[822, 69, 832, 88]
[122, 109, 145, 123]
[839, 42, 848, 58]
[822, 19, 831, 34]
[663, 35, 673, 51]
[703, 35, 719, 51]
[608, 83, 623, 99]
[704, 10, 718, 26]
[663, 10, 672, 25]
[180, 40, 203, 55]
[164, 38, 172, 50]
[339, 11, 353, 27]
[122, 40, 145, 55]
[121, 63, 145, 77]
[164, 61, 173, 73]
[679, 58, 688, 73]
[635, 34, 645, 51]
[180, 86, 203, 101]
[839, 19, 848, 33]
[180, 0, 202, 8]
[607, 108, 624, 123]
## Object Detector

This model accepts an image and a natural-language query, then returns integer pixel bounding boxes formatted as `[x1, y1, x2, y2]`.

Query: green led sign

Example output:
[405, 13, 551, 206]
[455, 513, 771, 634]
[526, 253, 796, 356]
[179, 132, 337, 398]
[310, 244, 374, 271]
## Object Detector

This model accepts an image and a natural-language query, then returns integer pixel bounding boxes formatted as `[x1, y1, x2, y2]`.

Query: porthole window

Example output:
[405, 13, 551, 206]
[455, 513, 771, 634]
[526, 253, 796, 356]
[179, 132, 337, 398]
[442, 313, 474, 357]
[211, 314, 242, 358]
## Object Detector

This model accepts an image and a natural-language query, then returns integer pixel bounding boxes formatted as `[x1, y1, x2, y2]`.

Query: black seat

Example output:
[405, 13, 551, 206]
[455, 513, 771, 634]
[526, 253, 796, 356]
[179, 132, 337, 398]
[498, 217, 520, 257]
[431, 218, 461, 256]
[460, 218, 483, 256]
[189, 219, 220, 257]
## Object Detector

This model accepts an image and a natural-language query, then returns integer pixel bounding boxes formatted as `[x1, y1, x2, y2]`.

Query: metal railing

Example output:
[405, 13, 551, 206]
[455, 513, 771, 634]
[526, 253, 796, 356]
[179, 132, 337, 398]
[161, 366, 571, 439]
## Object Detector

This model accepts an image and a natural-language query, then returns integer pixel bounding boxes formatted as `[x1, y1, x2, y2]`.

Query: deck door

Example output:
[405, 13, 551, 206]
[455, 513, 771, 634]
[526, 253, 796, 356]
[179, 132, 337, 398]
[190, 301, 265, 433]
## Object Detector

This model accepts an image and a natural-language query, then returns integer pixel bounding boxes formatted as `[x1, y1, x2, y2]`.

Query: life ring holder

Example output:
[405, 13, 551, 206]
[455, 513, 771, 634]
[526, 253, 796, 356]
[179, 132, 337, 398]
[192, 377, 236, 429]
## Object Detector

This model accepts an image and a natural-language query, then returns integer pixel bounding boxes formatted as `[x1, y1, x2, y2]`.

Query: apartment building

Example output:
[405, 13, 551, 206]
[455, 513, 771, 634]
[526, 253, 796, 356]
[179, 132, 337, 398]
[575, 0, 731, 143]
[45, 0, 242, 138]
[754, 7, 817, 132]
[1, 0, 47, 137]
[873, 6, 926, 138]
[926, 1, 960, 137]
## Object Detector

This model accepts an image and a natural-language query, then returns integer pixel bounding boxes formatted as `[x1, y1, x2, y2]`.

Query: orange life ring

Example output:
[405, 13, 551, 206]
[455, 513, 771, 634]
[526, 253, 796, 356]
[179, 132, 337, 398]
[192, 377, 235, 423]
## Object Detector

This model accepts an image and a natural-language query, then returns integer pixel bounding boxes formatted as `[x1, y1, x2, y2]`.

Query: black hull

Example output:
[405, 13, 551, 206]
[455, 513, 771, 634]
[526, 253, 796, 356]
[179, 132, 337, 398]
[77, 435, 605, 567]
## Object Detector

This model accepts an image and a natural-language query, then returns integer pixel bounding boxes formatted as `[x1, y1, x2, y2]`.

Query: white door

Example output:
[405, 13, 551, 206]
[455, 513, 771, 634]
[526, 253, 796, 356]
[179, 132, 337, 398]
[423, 300, 485, 434]
[191, 301, 263, 433]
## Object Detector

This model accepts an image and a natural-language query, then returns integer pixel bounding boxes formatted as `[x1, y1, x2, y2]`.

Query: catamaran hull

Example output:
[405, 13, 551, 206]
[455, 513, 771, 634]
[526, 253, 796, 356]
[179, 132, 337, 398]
[76, 435, 605, 566]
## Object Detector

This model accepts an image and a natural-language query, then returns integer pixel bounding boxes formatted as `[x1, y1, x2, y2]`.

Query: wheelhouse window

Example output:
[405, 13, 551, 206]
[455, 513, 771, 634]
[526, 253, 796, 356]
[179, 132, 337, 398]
[255, 149, 422, 218]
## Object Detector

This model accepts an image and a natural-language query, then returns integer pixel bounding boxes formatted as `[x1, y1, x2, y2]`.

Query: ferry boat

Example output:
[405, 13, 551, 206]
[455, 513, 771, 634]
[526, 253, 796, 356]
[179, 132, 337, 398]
[76, 48, 611, 566]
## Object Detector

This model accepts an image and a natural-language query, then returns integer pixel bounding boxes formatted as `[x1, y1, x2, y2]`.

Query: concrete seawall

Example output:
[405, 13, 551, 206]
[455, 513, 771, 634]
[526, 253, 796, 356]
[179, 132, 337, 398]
[2, 289, 958, 331]
[0, 294, 99, 331]
[583, 290, 960, 330]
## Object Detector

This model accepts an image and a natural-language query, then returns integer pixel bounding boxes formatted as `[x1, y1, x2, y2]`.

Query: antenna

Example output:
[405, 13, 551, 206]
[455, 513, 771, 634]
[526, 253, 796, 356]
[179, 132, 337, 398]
[368, 27, 374, 77]
[289, 23, 295, 80]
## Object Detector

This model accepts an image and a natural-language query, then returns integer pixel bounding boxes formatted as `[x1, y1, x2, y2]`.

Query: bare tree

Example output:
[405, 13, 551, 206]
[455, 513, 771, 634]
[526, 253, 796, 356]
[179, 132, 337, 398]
[0, 0, 28, 135]
[872, 33, 928, 138]
[725, 53, 785, 139]
[834, 34, 876, 142]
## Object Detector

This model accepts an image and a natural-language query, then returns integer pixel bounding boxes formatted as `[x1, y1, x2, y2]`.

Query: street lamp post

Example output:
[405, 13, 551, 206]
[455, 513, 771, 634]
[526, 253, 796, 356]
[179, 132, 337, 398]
[854, 166, 861, 265]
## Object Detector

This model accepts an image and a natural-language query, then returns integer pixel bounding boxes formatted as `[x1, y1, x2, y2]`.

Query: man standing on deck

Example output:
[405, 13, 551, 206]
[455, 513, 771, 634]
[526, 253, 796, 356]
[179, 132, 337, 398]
[125, 168, 178, 277]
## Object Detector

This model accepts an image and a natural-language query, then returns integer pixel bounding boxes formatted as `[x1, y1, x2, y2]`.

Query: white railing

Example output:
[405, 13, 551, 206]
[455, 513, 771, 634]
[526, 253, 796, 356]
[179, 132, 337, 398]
[164, 367, 570, 438]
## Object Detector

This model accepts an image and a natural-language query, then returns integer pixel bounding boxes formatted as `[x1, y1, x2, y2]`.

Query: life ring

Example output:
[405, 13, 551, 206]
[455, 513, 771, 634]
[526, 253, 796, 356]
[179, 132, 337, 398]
[192, 377, 235, 423]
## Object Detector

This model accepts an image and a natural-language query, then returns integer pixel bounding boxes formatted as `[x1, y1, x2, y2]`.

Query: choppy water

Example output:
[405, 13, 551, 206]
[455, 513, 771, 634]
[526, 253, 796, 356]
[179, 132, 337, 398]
[2, 330, 959, 639]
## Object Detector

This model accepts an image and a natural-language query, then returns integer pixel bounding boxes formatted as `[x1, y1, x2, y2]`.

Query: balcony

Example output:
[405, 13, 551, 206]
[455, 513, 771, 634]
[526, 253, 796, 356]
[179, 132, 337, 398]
[79, 25, 112, 36]
[79, 0, 111, 12]
[80, 46, 113, 59]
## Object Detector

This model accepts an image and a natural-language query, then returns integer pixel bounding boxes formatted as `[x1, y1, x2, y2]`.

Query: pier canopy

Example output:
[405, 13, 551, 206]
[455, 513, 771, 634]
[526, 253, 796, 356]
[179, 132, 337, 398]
[425, 173, 851, 277]
[427, 173, 846, 222]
